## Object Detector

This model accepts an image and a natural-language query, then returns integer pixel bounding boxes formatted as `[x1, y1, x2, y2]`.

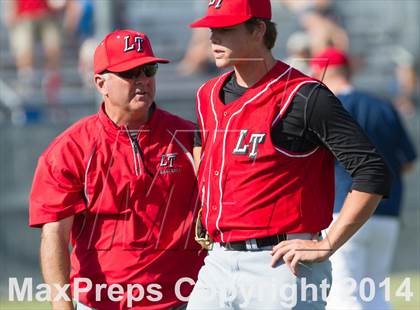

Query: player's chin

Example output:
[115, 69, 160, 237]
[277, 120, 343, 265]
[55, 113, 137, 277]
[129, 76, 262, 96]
[214, 58, 232, 68]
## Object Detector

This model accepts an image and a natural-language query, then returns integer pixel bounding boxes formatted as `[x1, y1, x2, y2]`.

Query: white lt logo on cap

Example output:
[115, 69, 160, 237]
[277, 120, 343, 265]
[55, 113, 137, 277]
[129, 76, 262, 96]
[208, 0, 223, 9]
[124, 35, 144, 52]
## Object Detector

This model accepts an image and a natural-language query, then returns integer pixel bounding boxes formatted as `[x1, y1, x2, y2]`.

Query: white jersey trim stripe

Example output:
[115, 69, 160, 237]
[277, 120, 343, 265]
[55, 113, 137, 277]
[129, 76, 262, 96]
[84, 143, 97, 205]
[216, 66, 292, 242]
[274, 146, 319, 158]
[204, 73, 230, 235]
[196, 83, 206, 141]
[271, 81, 320, 126]
[211, 73, 230, 143]
[205, 161, 212, 230]
[199, 74, 227, 233]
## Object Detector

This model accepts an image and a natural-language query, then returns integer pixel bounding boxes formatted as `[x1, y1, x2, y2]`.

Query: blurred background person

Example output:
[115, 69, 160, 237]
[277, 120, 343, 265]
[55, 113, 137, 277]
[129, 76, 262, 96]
[177, 0, 218, 76]
[391, 47, 419, 117]
[3, 0, 64, 104]
[77, 38, 98, 90]
[281, 0, 349, 55]
[311, 47, 417, 310]
[284, 31, 311, 74]
[63, 0, 94, 43]
[63, 0, 96, 90]
[177, 28, 214, 76]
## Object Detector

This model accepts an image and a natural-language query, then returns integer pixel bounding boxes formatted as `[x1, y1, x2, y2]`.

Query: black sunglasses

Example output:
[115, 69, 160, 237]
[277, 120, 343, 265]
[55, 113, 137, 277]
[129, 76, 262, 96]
[105, 63, 158, 79]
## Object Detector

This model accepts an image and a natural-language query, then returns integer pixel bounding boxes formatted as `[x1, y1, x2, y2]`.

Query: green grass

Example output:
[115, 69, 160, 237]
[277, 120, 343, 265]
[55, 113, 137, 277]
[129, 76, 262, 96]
[390, 272, 420, 310]
[1, 272, 419, 309]
[0, 301, 50, 310]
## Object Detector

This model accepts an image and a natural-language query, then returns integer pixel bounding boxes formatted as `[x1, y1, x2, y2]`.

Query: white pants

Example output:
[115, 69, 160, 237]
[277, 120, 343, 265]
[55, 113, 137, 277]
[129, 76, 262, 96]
[326, 215, 399, 310]
[76, 302, 94, 310]
[187, 240, 332, 309]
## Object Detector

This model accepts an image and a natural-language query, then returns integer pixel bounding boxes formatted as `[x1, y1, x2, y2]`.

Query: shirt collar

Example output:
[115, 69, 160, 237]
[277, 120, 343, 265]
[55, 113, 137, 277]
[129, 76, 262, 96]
[98, 102, 158, 141]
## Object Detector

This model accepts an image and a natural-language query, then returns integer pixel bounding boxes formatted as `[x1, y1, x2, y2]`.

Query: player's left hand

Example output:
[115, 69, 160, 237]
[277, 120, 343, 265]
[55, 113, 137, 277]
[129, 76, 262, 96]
[270, 238, 332, 275]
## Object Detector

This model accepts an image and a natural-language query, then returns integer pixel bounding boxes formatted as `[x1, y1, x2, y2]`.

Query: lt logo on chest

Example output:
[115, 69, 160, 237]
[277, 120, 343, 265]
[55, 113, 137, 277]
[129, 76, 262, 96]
[159, 153, 180, 174]
[233, 130, 266, 159]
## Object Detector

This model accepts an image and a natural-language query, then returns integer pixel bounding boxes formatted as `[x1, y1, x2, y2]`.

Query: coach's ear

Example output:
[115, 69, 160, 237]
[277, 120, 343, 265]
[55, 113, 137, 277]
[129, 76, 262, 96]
[94, 73, 108, 96]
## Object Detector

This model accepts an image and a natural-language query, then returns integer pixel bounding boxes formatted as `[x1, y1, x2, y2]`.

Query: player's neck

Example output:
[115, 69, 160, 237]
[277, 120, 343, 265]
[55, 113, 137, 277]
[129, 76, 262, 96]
[105, 104, 152, 130]
[234, 53, 276, 88]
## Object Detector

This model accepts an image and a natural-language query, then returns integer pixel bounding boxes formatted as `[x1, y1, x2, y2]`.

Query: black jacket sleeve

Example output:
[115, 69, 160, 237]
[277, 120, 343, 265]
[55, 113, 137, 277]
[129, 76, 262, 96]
[302, 84, 392, 196]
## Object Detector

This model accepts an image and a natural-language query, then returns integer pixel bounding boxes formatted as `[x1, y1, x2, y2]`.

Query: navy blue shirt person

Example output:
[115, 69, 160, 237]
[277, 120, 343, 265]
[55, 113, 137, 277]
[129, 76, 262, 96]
[334, 90, 417, 216]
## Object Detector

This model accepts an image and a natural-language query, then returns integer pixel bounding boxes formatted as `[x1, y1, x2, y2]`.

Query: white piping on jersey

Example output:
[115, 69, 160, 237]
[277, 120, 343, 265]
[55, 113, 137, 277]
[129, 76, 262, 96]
[216, 66, 293, 242]
[83, 143, 97, 205]
[166, 129, 196, 174]
[196, 83, 207, 141]
[205, 160, 212, 230]
[75, 144, 97, 242]
[199, 74, 229, 227]
[271, 81, 320, 126]
[274, 146, 319, 158]
[210, 73, 230, 142]
[201, 185, 205, 216]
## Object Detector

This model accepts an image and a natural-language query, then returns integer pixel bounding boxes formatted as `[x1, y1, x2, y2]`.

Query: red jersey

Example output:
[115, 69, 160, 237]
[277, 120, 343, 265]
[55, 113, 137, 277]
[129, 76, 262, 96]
[197, 61, 335, 243]
[30, 104, 205, 309]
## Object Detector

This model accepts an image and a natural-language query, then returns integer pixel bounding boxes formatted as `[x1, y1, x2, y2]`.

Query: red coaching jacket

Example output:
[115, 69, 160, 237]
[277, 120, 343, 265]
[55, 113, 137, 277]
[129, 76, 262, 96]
[197, 61, 335, 243]
[30, 104, 204, 309]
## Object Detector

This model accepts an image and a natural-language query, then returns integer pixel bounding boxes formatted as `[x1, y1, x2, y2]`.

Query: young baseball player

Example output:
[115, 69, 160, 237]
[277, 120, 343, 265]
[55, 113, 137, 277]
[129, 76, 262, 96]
[188, 0, 391, 309]
[29, 29, 205, 310]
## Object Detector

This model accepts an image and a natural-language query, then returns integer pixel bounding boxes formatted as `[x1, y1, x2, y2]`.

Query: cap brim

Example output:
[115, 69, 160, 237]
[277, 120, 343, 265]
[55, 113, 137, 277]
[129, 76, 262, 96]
[189, 15, 251, 28]
[106, 56, 170, 73]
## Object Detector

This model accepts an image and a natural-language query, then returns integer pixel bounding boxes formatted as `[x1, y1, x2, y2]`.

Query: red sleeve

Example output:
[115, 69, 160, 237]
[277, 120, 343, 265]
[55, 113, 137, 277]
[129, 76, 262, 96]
[29, 149, 87, 228]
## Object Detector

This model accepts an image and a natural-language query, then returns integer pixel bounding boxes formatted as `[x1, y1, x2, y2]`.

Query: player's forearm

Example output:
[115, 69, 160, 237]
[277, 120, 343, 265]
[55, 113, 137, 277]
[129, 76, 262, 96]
[324, 190, 382, 255]
[40, 219, 74, 310]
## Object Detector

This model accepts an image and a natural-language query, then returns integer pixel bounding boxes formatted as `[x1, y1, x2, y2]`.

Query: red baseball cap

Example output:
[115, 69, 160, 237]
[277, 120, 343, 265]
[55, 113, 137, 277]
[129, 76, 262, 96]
[310, 48, 349, 73]
[190, 0, 272, 28]
[93, 29, 169, 74]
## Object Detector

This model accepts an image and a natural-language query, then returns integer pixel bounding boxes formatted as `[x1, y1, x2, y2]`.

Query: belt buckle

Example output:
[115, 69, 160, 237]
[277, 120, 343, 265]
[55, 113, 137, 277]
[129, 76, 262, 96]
[245, 238, 259, 250]
[222, 241, 244, 251]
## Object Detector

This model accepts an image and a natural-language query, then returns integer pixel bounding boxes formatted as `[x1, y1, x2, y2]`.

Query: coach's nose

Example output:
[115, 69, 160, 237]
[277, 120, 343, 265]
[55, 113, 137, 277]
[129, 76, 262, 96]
[133, 75, 152, 90]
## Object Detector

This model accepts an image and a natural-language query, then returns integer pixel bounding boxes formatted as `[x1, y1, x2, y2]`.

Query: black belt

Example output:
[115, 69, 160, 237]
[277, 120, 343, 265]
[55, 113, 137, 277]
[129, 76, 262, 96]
[220, 234, 287, 251]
